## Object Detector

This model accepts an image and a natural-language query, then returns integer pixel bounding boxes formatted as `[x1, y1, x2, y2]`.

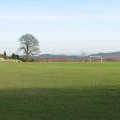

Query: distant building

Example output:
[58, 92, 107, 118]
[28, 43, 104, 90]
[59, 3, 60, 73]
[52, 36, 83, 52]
[0, 53, 22, 62]
[0, 53, 5, 61]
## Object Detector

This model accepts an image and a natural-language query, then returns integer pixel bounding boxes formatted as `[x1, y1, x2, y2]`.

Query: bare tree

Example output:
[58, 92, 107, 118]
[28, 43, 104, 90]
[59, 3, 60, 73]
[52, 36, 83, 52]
[19, 34, 40, 61]
[80, 52, 87, 57]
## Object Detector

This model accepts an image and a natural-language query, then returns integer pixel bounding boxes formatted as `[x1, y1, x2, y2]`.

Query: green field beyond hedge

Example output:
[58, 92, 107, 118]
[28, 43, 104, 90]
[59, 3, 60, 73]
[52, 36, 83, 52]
[0, 62, 120, 120]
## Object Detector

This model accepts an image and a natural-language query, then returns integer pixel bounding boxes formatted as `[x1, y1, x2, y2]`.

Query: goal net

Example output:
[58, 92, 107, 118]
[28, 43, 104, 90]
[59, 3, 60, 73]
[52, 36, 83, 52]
[89, 56, 103, 62]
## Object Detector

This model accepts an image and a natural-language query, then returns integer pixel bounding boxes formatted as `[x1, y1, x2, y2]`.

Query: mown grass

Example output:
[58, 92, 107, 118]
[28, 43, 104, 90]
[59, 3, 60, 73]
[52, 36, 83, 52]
[0, 62, 120, 120]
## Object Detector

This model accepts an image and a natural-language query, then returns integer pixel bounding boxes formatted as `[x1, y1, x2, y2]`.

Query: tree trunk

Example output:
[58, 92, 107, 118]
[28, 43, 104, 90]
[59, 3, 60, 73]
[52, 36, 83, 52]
[26, 54, 29, 61]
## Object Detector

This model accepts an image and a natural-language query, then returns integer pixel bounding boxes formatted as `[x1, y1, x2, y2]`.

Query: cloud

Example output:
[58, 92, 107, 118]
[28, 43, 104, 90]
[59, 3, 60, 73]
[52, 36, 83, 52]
[0, 14, 120, 22]
[0, 14, 63, 21]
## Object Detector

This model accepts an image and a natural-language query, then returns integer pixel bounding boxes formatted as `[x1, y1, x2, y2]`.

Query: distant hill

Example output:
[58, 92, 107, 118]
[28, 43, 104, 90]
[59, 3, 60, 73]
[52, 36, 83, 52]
[89, 51, 120, 56]
[34, 54, 83, 60]
[89, 51, 120, 61]
[30, 51, 120, 61]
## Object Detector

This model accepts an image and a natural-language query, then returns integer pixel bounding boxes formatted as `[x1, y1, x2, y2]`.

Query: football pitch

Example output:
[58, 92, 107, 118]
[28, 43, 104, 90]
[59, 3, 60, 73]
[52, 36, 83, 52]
[0, 62, 120, 120]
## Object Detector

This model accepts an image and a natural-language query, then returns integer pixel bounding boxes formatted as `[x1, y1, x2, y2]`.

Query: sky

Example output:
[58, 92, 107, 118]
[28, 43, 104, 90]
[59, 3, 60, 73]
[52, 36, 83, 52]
[0, 0, 120, 55]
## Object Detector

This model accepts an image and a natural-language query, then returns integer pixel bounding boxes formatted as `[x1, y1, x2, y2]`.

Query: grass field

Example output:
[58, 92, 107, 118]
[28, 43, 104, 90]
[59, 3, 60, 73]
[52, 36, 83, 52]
[0, 62, 120, 120]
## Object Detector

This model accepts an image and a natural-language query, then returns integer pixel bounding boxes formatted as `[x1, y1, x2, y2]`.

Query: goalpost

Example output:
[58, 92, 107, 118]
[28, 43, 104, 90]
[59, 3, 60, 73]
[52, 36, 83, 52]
[89, 56, 103, 62]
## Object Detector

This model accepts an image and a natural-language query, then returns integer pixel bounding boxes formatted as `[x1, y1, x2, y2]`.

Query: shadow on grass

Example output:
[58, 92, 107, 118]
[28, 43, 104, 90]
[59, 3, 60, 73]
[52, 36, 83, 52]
[0, 87, 120, 120]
